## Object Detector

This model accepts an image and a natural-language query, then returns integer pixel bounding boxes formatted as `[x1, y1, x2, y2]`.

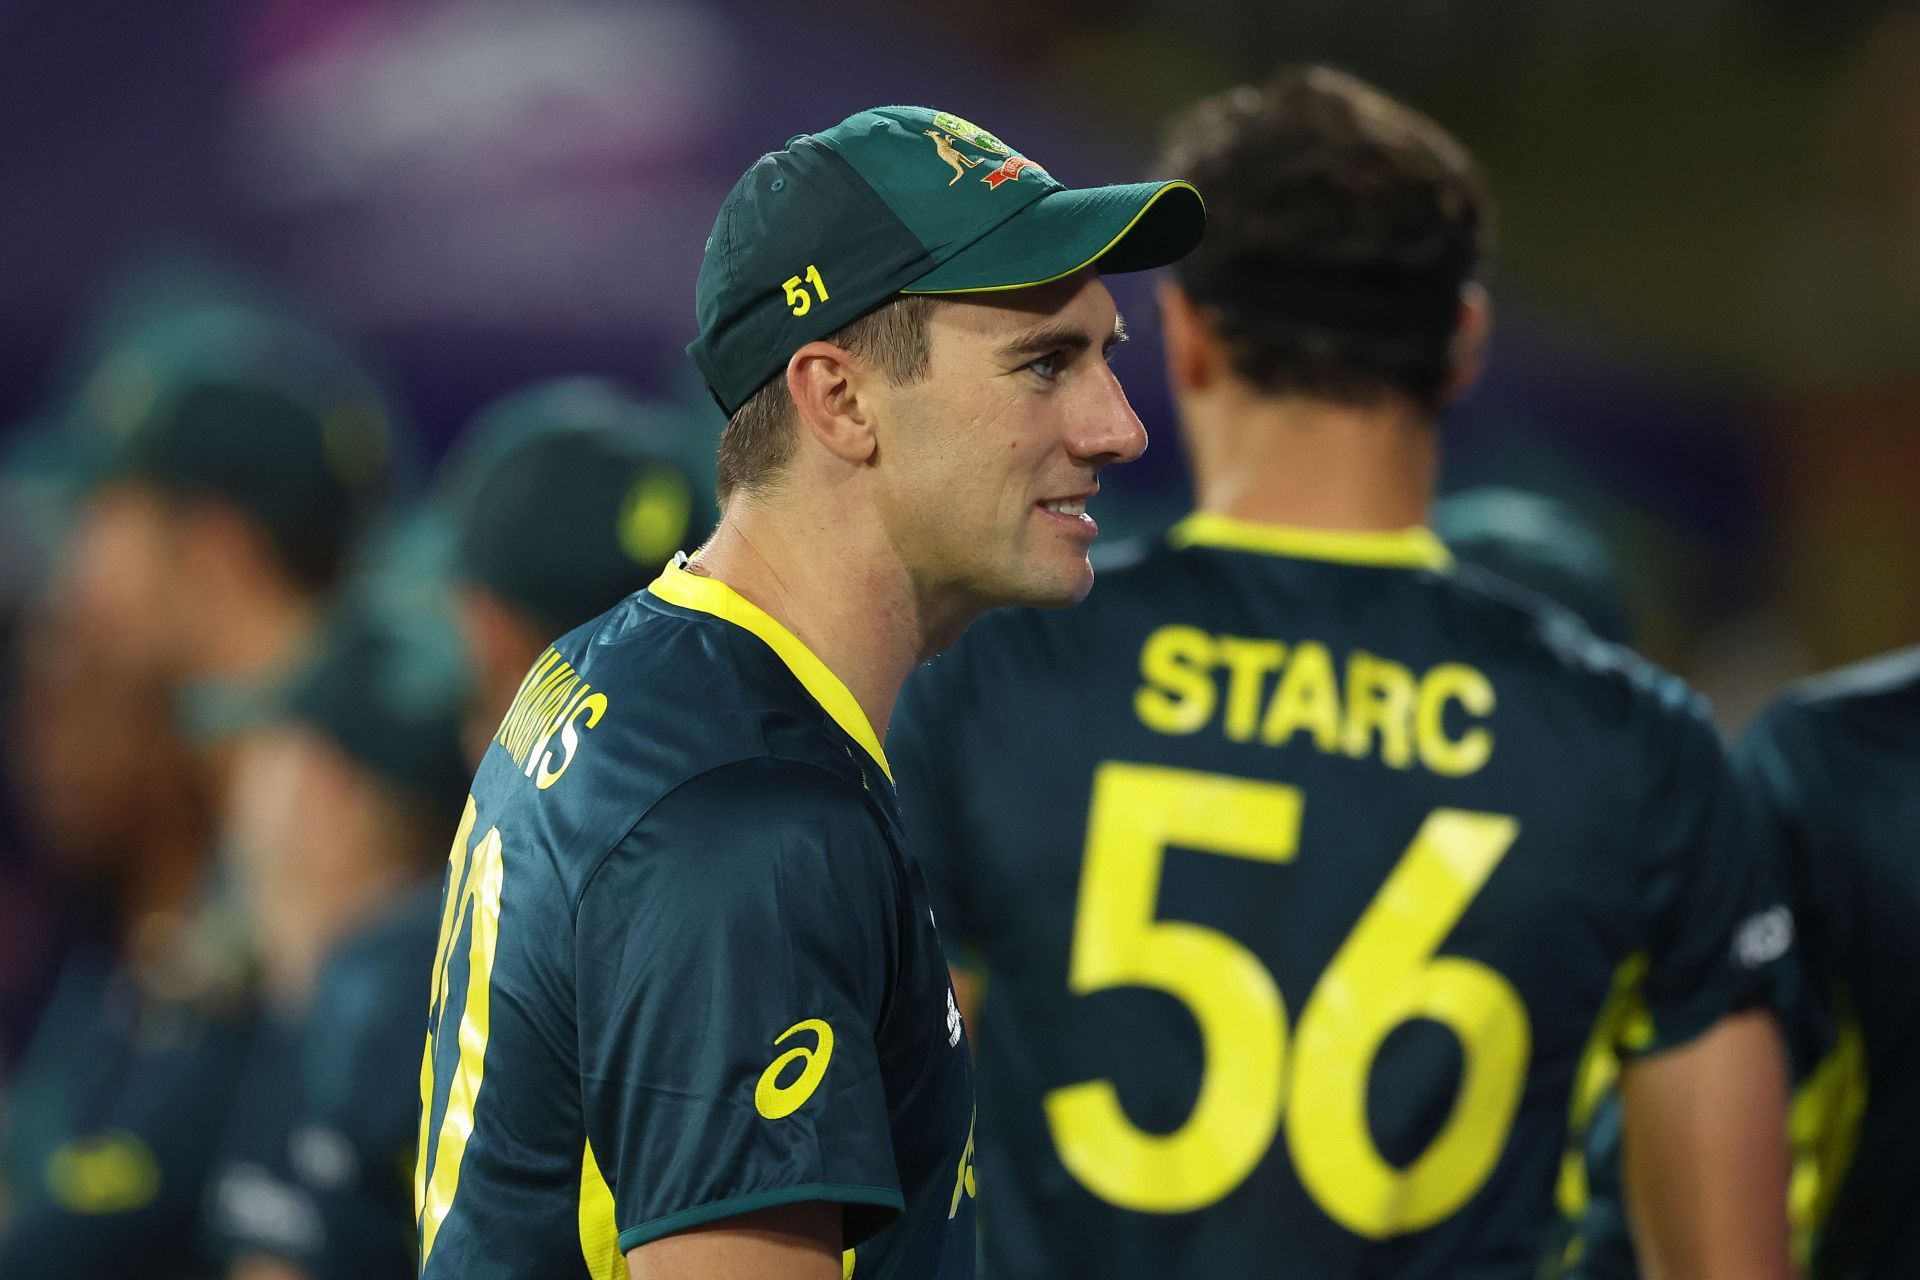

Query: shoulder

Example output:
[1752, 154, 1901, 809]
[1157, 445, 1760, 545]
[1432, 563, 1712, 736]
[584, 756, 897, 911]
[1739, 645, 1920, 783]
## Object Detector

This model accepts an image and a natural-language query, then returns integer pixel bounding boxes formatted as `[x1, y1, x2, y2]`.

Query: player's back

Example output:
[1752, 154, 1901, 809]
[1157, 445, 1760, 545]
[416, 567, 975, 1280]
[1739, 648, 1920, 1279]
[891, 515, 1776, 1280]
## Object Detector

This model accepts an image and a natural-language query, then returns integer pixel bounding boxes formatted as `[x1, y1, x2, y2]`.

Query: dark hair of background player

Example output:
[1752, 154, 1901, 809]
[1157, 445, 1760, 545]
[1158, 65, 1494, 415]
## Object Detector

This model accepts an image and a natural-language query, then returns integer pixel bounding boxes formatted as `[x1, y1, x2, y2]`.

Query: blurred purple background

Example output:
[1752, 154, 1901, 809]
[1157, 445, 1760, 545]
[4, 0, 1920, 706]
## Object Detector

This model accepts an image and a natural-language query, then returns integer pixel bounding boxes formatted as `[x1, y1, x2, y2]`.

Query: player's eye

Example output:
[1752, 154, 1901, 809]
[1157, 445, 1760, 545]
[1025, 351, 1065, 382]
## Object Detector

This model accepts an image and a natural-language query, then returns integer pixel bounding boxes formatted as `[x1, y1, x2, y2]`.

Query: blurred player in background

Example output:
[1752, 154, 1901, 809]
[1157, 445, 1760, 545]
[1571, 648, 1910, 1280]
[78, 365, 394, 760]
[889, 66, 1791, 1279]
[0, 302, 401, 1277]
[0, 476, 239, 1277]
[413, 105, 1202, 1279]
[437, 377, 719, 762]
[1724, 653, 1913, 1279]
[207, 603, 469, 1280]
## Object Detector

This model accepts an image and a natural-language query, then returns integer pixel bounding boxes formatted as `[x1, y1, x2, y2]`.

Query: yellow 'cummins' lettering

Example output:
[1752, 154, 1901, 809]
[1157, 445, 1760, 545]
[493, 648, 609, 788]
[1134, 626, 1496, 775]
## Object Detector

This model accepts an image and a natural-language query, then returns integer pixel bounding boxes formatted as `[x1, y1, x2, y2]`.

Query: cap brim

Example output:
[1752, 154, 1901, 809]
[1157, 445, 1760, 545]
[901, 180, 1204, 295]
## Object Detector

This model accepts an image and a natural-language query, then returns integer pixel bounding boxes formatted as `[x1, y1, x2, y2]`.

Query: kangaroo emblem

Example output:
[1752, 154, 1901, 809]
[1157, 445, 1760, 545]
[925, 131, 984, 186]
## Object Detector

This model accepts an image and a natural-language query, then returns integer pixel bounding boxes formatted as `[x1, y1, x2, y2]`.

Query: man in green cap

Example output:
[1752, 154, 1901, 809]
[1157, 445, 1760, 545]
[438, 377, 720, 764]
[413, 105, 1203, 1280]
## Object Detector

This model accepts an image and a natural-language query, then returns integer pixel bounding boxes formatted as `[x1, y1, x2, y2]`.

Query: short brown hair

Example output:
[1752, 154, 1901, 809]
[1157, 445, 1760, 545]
[1160, 66, 1493, 414]
[717, 294, 939, 503]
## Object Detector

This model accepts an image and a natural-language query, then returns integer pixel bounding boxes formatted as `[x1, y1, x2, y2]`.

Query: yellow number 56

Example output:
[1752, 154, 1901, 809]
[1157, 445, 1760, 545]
[1044, 762, 1528, 1238]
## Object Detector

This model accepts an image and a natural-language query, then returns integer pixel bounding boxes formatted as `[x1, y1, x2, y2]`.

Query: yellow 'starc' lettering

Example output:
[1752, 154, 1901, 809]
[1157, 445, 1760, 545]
[1132, 628, 1496, 776]
[1343, 651, 1417, 768]
[1417, 663, 1497, 776]
[1134, 625, 1216, 734]
[1261, 641, 1341, 751]
[755, 1020, 835, 1120]
[1218, 637, 1287, 742]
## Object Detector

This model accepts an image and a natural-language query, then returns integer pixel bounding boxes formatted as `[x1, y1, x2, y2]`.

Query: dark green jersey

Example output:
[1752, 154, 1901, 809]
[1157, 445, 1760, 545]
[207, 884, 441, 1279]
[1731, 649, 1914, 1279]
[414, 561, 975, 1280]
[889, 514, 1781, 1280]
[0, 941, 256, 1279]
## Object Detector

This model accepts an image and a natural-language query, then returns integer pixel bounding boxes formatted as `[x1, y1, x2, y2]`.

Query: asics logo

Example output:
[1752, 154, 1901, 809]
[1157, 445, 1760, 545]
[755, 1019, 835, 1120]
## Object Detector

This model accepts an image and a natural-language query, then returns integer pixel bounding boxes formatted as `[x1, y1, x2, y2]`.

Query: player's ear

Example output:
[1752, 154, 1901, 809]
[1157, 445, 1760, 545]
[1157, 280, 1224, 396]
[786, 341, 878, 468]
[1441, 282, 1492, 407]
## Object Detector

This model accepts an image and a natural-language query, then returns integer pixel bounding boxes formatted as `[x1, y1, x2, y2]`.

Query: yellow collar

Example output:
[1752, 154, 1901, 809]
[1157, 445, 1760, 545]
[647, 562, 892, 782]
[1169, 512, 1453, 571]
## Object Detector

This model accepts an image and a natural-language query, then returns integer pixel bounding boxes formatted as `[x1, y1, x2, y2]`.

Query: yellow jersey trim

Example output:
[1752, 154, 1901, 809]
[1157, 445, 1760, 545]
[900, 181, 1204, 296]
[648, 562, 893, 782]
[1169, 512, 1453, 571]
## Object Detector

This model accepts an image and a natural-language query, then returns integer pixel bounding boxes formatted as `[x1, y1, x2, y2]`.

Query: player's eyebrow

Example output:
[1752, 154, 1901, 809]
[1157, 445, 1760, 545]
[998, 315, 1130, 363]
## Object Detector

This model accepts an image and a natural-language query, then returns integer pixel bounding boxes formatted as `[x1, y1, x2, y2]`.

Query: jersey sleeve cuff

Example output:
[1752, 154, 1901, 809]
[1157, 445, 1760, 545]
[615, 1182, 905, 1253]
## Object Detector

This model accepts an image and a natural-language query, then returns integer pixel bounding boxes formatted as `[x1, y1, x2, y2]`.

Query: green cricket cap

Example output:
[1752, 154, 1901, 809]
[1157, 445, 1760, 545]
[689, 105, 1206, 414]
[446, 379, 720, 637]
[112, 378, 392, 587]
[282, 603, 472, 818]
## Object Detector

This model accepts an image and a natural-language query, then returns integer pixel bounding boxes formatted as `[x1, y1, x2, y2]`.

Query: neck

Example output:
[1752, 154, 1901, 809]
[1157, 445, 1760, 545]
[1181, 381, 1437, 531]
[691, 494, 932, 742]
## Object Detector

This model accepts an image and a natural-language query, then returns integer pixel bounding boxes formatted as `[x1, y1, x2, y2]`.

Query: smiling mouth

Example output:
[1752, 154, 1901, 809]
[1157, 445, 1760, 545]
[1037, 497, 1088, 517]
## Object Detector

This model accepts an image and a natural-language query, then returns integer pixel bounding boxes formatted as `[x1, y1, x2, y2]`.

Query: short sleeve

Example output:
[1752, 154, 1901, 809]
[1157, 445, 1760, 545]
[1619, 693, 1791, 1058]
[890, 658, 982, 962]
[1733, 701, 1840, 1075]
[574, 757, 905, 1254]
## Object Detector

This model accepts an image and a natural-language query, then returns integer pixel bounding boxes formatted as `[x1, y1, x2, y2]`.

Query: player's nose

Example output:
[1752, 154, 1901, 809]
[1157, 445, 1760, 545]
[1066, 365, 1149, 469]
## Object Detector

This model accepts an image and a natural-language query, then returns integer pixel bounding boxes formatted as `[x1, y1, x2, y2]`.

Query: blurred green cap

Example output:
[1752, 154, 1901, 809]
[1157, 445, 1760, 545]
[281, 604, 471, 818]
[80, 299, 397, 587]
[688, 105, 1206, 414]
[1435, 487, 1633, 645]
[445, 378, 720, 638]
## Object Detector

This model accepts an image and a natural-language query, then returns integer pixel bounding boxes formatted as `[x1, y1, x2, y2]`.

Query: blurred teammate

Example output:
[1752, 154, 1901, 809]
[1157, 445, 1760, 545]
[1572, 648, 1907, 1280]
[207, 604, 469, 1280]
[0, 304, 398, 1277]
[413, 105, 1202, 1279]
[0, 495, 240, 1278]
[438, 377, 719, 761]
[1723, 654, 1912, 1279]
[889, 67, 1791, 1279]
[76, 339, 394, 763]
